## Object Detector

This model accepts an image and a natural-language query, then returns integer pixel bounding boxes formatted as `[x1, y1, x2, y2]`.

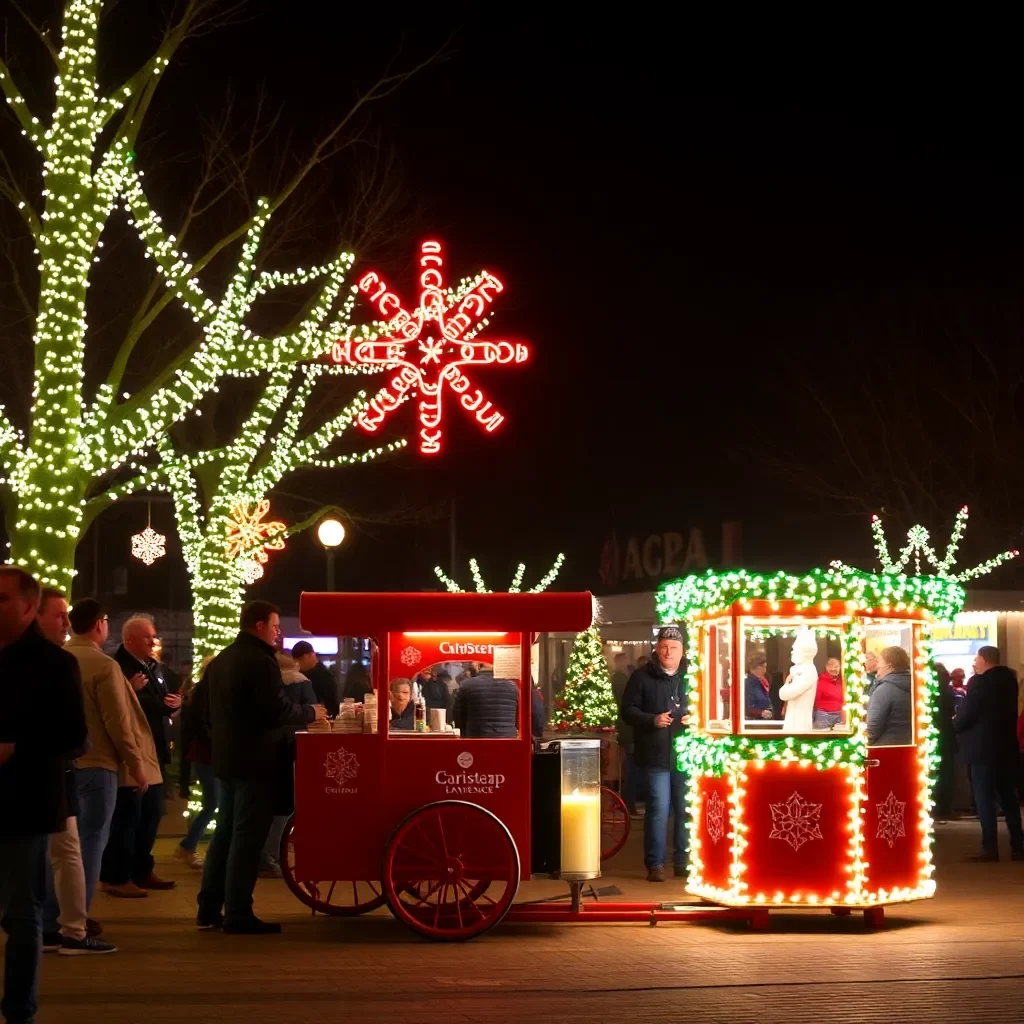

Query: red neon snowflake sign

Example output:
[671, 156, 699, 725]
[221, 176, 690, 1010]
[330, 240, 529, 455]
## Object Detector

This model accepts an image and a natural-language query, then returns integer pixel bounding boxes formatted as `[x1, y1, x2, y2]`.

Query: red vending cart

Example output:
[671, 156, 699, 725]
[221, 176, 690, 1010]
[288, 590, 593, 940]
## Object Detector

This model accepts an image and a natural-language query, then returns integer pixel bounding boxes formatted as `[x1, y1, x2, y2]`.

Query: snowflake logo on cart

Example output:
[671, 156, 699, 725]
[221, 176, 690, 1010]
[324, 748, 359, 785]
[768, 791, 824, 852]
[705, 792, 725, 845]
[875, 790, 906, 848]
[400, 645, 423, 668]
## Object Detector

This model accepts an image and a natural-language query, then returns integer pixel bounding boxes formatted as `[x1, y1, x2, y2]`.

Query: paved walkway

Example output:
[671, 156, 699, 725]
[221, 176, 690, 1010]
[31, 818, 1024, 1023]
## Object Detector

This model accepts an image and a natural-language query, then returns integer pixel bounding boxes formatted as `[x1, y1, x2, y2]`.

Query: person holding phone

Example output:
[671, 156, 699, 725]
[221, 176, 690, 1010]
[620, 627, 691, 882]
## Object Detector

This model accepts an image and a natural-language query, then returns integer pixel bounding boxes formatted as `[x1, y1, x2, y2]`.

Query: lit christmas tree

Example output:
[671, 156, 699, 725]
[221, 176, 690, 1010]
[551, 622, 618, 732]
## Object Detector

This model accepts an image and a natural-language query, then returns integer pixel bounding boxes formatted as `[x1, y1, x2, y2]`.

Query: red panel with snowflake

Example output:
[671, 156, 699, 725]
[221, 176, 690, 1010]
[695, 775, 732, 891]
[742, 762, 852, 900]
[864, 744, 921, 894]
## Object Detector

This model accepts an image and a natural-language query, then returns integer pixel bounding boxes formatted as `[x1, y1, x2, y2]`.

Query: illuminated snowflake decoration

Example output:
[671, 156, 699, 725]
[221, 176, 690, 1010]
[768, 791, 824, 852]
[705, 791, 725, 845]
[331, 239, 530, 455]
[324, 747, 359, 785]
[400, 645, 423, 668]
[224, 500, 286, 578]
[131, 525, 166, 566]
[875, 790, 907, 848]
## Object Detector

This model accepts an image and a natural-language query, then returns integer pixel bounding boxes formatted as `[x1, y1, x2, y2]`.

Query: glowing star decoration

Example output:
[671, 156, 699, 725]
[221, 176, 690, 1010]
[706, 791, 725, 845]
[324, 747, 359, 785]
[400, 645, 423, 668]
[331, 240, 529, 455]
[876, 791, 907, 848]
[768, 792, 824, 852]
[131, 525, 166, 566]
[224, 500, 286, 578]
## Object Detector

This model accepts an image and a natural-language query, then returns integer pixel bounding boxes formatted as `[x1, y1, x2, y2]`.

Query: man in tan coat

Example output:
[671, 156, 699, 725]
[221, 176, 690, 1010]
[66, 599, 161, 902]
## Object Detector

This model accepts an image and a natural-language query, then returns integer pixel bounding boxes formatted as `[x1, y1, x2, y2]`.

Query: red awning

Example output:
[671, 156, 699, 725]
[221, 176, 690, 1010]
[299, 591, 593, 636]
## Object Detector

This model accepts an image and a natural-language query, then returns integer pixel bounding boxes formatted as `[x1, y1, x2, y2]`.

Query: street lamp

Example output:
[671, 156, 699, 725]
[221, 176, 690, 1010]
[317, 518, 345, 591]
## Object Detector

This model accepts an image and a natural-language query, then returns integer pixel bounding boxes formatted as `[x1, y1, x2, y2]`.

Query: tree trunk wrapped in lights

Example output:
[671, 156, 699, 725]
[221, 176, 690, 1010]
[0, 0, 433, 586]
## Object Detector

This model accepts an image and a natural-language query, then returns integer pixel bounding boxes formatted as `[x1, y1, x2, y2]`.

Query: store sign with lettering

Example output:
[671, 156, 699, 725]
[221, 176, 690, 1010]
[388, 632, 522, 674]
[436, 753, 506, 794]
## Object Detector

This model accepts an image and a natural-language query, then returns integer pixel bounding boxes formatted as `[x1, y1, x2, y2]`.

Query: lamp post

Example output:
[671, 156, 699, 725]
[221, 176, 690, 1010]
[317, 518, 345, 591]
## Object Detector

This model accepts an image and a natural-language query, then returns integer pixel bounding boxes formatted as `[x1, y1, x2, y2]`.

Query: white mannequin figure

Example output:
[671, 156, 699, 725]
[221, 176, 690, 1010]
[778, 628, 818, 733]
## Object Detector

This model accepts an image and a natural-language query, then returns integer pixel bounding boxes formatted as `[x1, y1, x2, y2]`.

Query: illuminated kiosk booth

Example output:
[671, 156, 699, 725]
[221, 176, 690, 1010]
[658, 567, 965, 929]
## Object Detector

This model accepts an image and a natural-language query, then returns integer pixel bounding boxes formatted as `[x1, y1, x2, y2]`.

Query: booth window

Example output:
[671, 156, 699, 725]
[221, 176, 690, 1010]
[738, 620, 851, 735]
[864, 622, 916, 747]
[703, 620, 732, 731]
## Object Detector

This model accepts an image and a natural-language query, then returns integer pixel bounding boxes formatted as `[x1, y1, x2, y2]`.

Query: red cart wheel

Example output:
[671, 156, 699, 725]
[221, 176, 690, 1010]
[382, 800, 520, 941]
[600, 785, 630, 861]
[280, 816, 387, 917]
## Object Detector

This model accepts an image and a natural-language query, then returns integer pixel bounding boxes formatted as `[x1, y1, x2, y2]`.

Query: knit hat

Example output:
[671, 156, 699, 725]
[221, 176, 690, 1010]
[657, 626, 684, 643]
[291, 640, 314, 657]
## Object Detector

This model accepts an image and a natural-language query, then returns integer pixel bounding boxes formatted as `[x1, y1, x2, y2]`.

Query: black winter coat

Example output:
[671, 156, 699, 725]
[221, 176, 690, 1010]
[305, 661, 340, 717]
[0, 622, 88, 836]
[452, 676, 518, 738]
[114, 645, 170, 765]
[204, 631, 314, 782]
[620, 658, 687, 771]
[954, 665, 1019, 766]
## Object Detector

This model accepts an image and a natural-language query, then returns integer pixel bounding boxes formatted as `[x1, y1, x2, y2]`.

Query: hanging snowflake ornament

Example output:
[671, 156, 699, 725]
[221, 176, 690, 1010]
[768, 791, 824, 852]
[875, 790, 907, 848]
[239, 559, 264, 585]
[224, 500, 287, 579]
[131, 525, 166, 566]
[706, 791, 725, 845]
[331, 239, 530, 455]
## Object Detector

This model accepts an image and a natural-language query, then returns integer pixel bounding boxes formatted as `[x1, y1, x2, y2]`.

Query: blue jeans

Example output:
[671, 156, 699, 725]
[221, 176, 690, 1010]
[262, 815, 289, 866]
[181, 762, 220, 853]
[813, 709, 843, 730]
[0, 834, 48, 1024]
[76, 767, 118, 911]
[198, 778, 276, 926]
[622, 751, 646, 813]
[970, 761, 1024, 854]
[644, 767, 688, 869]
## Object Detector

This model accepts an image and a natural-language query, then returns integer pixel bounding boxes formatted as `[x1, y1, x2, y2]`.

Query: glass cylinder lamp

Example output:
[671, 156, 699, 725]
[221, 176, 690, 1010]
[559, 739, 602, 880]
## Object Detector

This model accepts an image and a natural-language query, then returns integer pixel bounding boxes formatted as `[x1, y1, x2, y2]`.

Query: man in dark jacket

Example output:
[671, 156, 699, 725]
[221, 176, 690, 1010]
[452, 673, 519, 738]
[197, 601, 326, 933]
[0, 567, 88, 1022]
[291, 641, 340, 717]
[954, 646, 1024, 861]
[621, 627, 689, 882]
[107, 614, 180, 892]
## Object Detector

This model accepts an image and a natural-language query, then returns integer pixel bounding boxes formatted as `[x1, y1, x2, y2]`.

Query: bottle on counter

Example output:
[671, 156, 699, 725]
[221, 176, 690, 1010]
[414, 696, 426, 731]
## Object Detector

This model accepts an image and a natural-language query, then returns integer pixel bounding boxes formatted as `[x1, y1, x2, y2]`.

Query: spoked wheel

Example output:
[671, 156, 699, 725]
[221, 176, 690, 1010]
[280, 815, 387, 917]
[382, 800, 520, 941]
[600, 785, 630, 861]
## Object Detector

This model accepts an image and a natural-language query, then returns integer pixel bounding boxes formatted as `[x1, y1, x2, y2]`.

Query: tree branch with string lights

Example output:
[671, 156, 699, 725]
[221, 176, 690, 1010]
[0, 0, 441, 587]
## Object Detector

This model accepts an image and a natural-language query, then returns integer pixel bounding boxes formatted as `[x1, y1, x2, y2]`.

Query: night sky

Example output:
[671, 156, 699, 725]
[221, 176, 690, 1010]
[1, 3, 1023, 612]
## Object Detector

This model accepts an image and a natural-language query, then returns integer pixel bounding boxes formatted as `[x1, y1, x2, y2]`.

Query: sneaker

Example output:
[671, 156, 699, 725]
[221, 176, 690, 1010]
[223, 917, 282, 935]
[197, 912, 224, 930]
[43, 932, 62, 953]
[86, 918, 103, 937]
[136, 873, 176, 890]
[646, 866, 665, 882]
[175, 846, 204, 870]
[101, 882, 149, 898]
[58, 935, 117, 956]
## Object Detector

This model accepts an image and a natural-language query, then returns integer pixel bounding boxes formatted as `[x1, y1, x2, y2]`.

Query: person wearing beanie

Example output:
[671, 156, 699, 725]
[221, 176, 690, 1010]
[291, 641, 340, 717]
[620, 626, 690, 882]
